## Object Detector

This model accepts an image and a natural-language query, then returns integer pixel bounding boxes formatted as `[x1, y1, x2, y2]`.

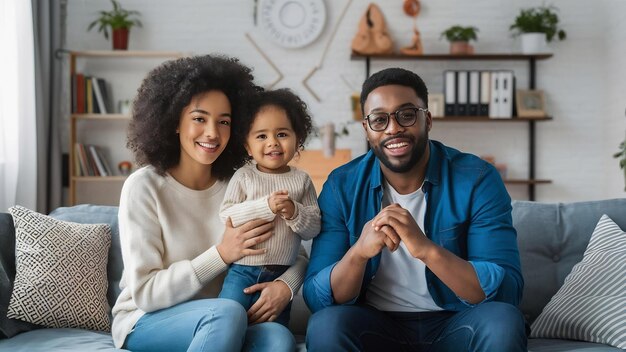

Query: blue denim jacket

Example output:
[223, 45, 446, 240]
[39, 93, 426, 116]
[303, 140, 523, 313]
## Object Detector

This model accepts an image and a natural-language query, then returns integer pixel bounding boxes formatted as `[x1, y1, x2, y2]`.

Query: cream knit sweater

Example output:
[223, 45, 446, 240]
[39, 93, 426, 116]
[219, 164, 321, 266]
[111, 167, 308, 348]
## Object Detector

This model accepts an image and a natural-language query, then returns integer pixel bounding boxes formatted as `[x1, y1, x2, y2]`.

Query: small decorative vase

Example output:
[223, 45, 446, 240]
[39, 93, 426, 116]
[521, 33, 548, 54]
[450, 41, 472, 55]
[112, 28, 129, 50]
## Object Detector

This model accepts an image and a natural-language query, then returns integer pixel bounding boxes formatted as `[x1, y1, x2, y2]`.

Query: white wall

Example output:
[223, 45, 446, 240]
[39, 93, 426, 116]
[65, 0, 626, 202]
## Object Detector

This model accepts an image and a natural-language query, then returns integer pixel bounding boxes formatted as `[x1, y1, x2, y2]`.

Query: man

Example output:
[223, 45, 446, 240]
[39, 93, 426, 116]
[303, 68, 526, 351]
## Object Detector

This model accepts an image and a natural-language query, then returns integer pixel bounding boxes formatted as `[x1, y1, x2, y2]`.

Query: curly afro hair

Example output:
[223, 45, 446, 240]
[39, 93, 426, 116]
[127, 54, 260, 180]
[238, 88, 314, 161]
[360, 67, 429, 114]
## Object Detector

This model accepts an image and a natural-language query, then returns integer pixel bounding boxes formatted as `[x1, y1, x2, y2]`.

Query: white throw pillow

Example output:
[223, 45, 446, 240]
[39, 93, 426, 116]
[530, 214, 626, 349]
[7, 206, 111, 331]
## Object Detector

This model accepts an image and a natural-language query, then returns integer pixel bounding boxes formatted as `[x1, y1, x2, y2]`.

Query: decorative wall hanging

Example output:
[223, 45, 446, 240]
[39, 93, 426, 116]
[258, 0, 327, 49]
[400, 0, 423, 56]
[351, 3, 393, 55]
[245, 33, 284, 89]
[302, 0, 354, 102]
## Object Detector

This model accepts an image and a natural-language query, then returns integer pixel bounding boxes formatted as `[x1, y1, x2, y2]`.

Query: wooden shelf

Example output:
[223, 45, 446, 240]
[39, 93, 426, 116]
[69, 50, 184, 58]
[432, 116, 552, 122]
[504, 179, 552, 185]
[71, 114, 130, 120]
[351, 53, 553, 61]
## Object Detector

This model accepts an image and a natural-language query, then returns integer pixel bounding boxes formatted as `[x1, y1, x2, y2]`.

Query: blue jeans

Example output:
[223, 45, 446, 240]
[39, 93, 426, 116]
[219, 264, 292, 326]
[306, 301, 526, 352]
[124, 298, 296, 352]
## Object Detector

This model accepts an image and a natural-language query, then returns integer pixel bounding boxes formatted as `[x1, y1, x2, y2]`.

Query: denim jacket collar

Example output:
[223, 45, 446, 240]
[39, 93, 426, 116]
[368, 140, 443, 192]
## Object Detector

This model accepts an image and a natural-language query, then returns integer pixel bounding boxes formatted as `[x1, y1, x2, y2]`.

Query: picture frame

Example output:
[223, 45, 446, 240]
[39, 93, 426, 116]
[429, 93, 444, 118]
[516, 90, 547, 118]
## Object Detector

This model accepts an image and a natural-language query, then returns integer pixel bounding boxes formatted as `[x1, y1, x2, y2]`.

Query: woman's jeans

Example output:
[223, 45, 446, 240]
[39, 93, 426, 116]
[124, 298, 296, 352]
[219, 264, 292, 326]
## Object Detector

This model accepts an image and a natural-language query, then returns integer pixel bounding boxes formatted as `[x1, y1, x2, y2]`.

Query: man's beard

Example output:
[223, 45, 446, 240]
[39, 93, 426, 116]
[370, 130, 428, 173]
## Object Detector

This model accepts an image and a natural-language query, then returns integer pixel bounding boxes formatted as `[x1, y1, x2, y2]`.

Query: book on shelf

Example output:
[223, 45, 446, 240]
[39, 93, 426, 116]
[88, 145, 107, 176]
[72, 73, 86, 114]
[92, 78, 107, 114]
[72, 74, 111, 114]
[74, 143, 114, 177]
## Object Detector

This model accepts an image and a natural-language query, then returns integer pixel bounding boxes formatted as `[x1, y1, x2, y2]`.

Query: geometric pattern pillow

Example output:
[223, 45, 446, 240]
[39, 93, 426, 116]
[530, 214, 626, 349]
[7, 206, 111, 331]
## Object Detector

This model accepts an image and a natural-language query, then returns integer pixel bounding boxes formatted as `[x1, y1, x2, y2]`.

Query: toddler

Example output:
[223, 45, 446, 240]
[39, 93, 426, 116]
[219, 89, 321, 326]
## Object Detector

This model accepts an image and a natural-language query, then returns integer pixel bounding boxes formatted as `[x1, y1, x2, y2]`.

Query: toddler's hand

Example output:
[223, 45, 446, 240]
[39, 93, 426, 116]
[268, 190, 293, 218]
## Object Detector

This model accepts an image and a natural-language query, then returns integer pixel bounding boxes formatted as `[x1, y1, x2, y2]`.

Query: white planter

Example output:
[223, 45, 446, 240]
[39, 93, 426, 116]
[521, 33, 548, 54]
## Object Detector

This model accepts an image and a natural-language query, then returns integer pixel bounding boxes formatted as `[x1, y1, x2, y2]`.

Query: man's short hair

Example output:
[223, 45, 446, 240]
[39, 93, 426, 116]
[360, 68, 429, 114]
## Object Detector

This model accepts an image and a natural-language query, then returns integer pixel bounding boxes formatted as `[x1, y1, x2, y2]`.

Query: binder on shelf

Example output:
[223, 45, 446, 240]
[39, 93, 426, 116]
[479, 71, 490, 116]
[499, 71, 514, 118]
[456, 71, 468, 116]
[489, 72, 500, 118]
[444, 70, 457, 116]
[468, 71, 480, 116]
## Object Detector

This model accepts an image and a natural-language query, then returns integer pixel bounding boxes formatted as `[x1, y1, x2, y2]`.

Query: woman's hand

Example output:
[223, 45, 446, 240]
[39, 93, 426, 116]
[245, 280, 291, 324]
[217, 218, 274, 264]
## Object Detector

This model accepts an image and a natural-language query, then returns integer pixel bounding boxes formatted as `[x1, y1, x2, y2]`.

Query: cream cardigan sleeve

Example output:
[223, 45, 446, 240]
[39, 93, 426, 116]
[219, 168, 276, 227]
[119, 174, 228, 313]
[285, 176, 321, 240]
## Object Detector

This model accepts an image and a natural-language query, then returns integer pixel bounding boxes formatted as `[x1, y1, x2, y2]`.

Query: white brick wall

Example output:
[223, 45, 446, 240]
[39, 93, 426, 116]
[66, 0, 626, 202]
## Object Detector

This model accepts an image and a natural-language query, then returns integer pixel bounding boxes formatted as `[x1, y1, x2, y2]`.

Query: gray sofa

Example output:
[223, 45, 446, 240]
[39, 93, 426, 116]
[1, 199, 625, 351]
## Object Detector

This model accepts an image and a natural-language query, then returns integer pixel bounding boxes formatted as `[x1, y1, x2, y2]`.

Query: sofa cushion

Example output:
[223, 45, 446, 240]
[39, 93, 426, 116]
[528, 338, 625, 352]
[0, 213, 42, 338]
[0, 328, 128, 351]
[513, 198, 626, 325]
[530, 215, 626, 349]
[7, 206, 111, 331]
[49, 204, 122, 309]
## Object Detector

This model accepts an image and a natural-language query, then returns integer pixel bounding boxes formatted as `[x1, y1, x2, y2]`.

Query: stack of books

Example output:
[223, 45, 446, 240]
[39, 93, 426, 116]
[73, 143, 114, 177]
[71, 73, 111, 114]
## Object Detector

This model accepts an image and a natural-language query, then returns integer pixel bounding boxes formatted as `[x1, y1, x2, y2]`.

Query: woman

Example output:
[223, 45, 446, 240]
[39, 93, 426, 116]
[111, 55, 301, 352]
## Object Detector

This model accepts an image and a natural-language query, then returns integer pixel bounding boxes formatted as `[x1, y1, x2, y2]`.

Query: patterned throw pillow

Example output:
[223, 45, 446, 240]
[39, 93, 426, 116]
[7, 206, 111, 331]
[530, 214, 626, 349]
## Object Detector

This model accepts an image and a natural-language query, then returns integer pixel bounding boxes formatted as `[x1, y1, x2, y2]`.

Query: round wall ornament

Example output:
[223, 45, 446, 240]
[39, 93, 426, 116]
[258, 0, 327, 49]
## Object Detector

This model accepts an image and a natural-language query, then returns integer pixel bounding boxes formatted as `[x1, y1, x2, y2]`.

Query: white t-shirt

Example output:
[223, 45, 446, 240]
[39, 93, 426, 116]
[365, 180, 442, 312]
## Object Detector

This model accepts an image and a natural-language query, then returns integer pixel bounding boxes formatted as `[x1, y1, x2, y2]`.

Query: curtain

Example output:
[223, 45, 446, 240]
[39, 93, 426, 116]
[0, 0, 37, 212]
[32, 0, 64, 213]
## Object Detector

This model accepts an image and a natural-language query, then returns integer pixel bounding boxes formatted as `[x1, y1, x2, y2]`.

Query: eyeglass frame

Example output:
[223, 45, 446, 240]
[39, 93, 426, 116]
[363, 107, 429, 132]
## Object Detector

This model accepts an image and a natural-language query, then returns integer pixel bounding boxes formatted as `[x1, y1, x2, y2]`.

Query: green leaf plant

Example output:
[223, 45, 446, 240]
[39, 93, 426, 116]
[440, 26, 479, 42]
[87, 0, 142, 40]
[509, 6, 566, 42]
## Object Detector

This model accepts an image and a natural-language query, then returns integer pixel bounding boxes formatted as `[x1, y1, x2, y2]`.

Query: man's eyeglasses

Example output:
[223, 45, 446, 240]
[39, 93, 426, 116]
[364, 107, 428, 132]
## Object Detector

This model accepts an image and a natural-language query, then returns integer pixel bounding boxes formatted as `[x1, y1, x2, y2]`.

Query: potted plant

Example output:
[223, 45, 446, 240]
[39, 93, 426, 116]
[440, 26, 478, 55]
[87, 0, 142, 50]
[509, 6, 566, 54]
